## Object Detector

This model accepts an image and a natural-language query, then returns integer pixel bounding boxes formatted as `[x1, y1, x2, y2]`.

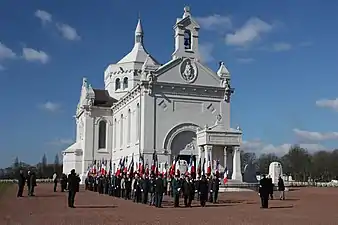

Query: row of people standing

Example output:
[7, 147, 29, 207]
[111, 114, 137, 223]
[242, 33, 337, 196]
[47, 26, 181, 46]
[86, 171, 221, 208]
[17, 170, 37, 197]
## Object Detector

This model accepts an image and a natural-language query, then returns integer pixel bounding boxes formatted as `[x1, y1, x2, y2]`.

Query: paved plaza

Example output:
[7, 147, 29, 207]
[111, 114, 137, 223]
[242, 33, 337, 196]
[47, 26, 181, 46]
[1, 184, 337, 225]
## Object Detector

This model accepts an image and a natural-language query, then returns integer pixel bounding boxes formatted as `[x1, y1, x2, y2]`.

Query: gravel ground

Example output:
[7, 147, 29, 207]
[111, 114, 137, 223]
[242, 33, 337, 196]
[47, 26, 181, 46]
[0, 184, 337, 225]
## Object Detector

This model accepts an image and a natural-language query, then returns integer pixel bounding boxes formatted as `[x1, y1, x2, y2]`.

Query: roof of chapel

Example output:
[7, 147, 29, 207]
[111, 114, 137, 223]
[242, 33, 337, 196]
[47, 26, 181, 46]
[116, 19, 160, 66]
[93, 89, 117, 107]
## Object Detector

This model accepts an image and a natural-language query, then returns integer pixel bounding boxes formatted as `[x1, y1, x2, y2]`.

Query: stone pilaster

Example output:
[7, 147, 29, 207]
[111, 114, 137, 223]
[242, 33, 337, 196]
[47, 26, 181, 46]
[231, 146, 242, 181]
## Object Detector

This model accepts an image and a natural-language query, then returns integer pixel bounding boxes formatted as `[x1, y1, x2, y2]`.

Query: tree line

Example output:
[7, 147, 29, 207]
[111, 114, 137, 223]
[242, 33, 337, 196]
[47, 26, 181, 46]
[1, 145, 338, 182]
[241, 145, 338, 182]
[0, 153, 63, 179]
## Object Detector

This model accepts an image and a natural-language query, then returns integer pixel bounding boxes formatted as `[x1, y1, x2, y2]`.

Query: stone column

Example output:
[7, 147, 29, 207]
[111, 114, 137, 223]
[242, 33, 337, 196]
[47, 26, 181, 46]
[223, 146, 227, 172]
[198, 146, 203, 163]
[204, 145, 213, 174]
[231, 146, 242, 181]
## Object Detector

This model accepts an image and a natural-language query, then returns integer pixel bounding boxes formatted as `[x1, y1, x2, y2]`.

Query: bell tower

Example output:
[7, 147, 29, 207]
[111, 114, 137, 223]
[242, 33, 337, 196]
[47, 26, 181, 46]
[172, 6, 201, 61]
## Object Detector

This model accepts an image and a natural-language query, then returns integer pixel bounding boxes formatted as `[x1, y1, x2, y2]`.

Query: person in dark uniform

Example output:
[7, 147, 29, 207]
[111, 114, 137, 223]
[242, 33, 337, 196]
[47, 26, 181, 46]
[60, 173, 68, 192]
[211, 175, 220, 203]
[267, 176, 274, 200]
[149, 174, 156, 206]
[98, 174, 104, 194]
[67, 169, 81, 208]
[172, 174, 181, 207]
[26, 171, 31, 196]
[17, 170, 25, 197]
[198, 175, 208, 207]
[182, 176, 193, 207]
[259, 175, 269, 208]
[133, 174, 142, 203]
[53, 172, 58, 192]
[125, 174, 132, 200]
[278, 176, 285, 200]
[154, 174, 165, 208]
[207, 175, 213, 203]
[194, 177, 200, 200]
[29, 171, 37, 196]
[141, 174, 150, 204]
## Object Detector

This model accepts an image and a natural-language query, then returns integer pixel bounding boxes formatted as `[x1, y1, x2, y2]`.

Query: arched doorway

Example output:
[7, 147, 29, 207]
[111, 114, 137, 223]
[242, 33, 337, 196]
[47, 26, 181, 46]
[170, 130, 197, 162]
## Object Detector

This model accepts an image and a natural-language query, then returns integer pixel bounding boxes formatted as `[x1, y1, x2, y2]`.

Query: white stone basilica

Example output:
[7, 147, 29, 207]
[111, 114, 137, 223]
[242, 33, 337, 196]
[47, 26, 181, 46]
[63, 7, 243, 183]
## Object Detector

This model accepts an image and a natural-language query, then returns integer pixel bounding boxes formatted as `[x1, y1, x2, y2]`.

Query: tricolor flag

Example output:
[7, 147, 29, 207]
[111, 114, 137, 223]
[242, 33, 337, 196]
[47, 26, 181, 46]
[197, 157, 201, 177]
[223, 166, 228, 184]
[138, 154, 144, 176]
[215, 159, 220, 177]
[123, 157, 128, 174]
[207, 153, 212, 175]
[202, 157, 206, 176]
[128, 154, 134, 175]
[145, 159, 149, 176]
[169, 156, 177, 177]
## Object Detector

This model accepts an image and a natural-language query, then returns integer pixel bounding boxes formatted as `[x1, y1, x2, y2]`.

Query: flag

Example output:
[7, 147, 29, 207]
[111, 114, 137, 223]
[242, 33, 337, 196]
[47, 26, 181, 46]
[207, 152, 211, 175]
[138, 154, 144, 176]
[128, 154, 134, 175]
[151, 151, 157, 173]
[187, 156, 193, 175]
[197, 157, 201, 177]
[215, 159, 220, 177]
[202, 157, 206, 176]
[123, 157, 128, 174]
[169, 156, 177, 177]
[191, 158, 196, 179]
[116, 158, 123, 176]
[223, 166, 228, 184]
[145, 159, 149, 176]
[175, 159, 181, 176]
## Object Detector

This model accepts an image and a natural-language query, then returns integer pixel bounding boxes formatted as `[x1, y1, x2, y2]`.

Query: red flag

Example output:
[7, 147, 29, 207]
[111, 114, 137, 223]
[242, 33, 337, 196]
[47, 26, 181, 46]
[207, 153, 211, 175]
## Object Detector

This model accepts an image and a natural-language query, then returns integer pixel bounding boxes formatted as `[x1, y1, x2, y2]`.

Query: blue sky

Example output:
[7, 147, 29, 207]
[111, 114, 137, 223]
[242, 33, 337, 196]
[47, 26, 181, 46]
[1, 0, 338, 167]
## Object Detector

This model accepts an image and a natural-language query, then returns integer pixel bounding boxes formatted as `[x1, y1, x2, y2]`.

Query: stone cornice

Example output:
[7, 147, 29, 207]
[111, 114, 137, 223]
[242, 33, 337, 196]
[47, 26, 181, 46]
[154, 82, 225, 99]
[111, 85, 141, 112]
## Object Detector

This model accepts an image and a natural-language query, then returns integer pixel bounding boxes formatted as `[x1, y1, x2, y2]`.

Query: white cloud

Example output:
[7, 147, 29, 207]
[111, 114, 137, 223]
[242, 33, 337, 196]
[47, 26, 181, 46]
[22, 48, 49, 64]
[237, 58, 254, 63]
[316, 98, 338, 111]
[56, 23, 80, 41]
[196, 14, 232, 30]
[34, 10, 52, 24]
[293, 128, 338, 142]
[199, 43, 214, 63]
[48, 138, 73, 146]
[39, 101, 61, 112]
[271, 42, 292, 52]
[225, 18, 273, 47]
[242, 139, 325, 155]
[0, 42, 16, 60]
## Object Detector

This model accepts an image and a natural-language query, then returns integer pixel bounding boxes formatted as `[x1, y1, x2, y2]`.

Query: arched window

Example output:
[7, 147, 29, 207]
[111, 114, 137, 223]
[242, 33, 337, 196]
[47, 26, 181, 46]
[98, 120, 107, 149]
[123, 77, 128, 89]
[136, 103, 140, 141]
[127, 109, 131, 144]
[184, 30, 192, 50]
[120, 114, 124, 147]
[115, 78, 121, 90]
[113, 118, 117, 149]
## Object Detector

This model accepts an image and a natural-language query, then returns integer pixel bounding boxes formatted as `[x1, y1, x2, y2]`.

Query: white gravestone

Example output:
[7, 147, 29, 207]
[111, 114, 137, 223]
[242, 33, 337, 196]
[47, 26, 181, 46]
[268, 162, 283, 184]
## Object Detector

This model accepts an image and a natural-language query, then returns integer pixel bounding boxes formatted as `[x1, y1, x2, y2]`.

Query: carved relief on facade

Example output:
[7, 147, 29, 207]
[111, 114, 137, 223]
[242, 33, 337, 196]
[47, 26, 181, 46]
[180, 58, 198, 83]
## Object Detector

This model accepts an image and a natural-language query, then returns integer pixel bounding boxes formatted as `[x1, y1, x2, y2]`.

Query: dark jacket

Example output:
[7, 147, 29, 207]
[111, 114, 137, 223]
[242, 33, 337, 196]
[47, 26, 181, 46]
[68, 173, 81, 192]
[155, 177, 165, 194]
[18, 173, 25, 187]
[278, 178, 285, 191]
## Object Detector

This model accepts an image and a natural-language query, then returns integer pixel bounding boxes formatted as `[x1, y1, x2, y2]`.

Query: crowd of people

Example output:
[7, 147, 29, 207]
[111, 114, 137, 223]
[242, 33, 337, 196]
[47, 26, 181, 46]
[85, 171, 221, 208]
[16, 167, 286, 209]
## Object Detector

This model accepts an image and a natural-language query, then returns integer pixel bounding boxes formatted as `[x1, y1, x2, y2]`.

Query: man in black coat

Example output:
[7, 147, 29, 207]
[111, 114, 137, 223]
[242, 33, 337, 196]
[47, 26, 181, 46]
[211, 175, 220, 203]
[259, 175, 269, 208]
[154, 174, 165, 208]
[28, 171, 37, 196]
[267, 175, 274, 200]
[60, 173, 68, 192]
[278, 176, 285, 200]
[182, 176, 194, 207]
[17, 170, 25, 197]
[198, 175, 208, 207]
[67, 169, 81, 208]
[141, 174, 150, 204]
